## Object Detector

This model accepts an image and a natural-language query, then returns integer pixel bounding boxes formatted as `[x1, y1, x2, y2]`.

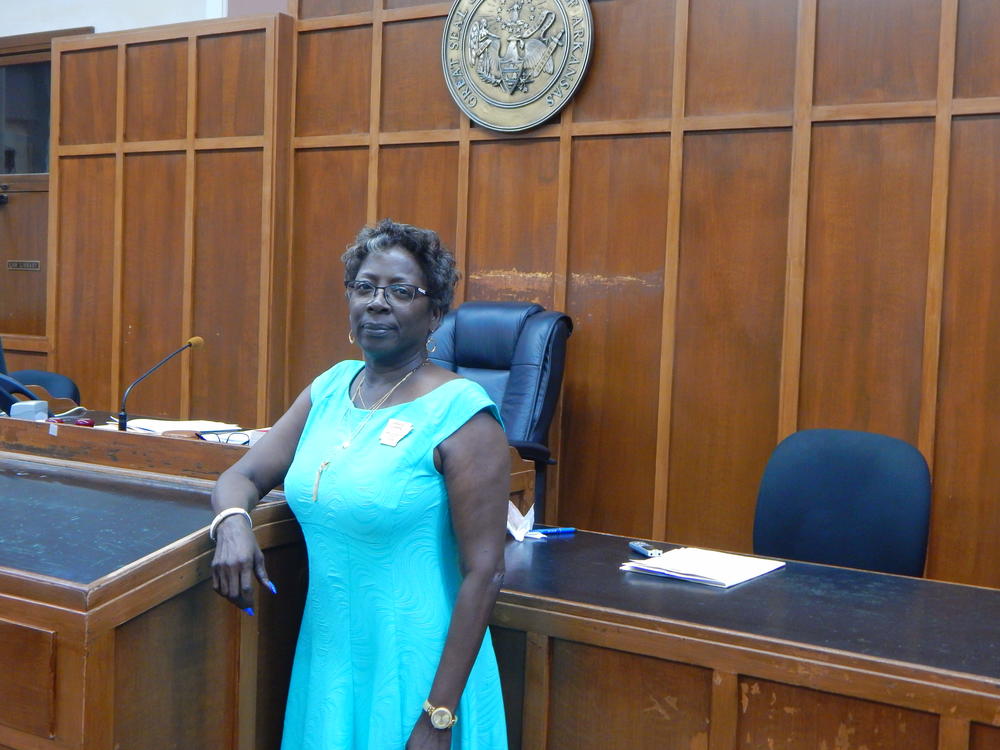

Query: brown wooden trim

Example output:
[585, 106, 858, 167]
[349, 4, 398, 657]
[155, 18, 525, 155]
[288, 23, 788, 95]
[55, 143, 118, 157]
[812, 101, 937, 122]
[918, 0, 959, 470]
[0, 335, 50, 353]
[194, 135, 268, 150]
[283, 18, 302, 407]
[46, 48, 62, 368]
[938, 716, 971, 750]
[54, 15, 277, 51]
[294, 134, 372, 149]
[467, 124, 562, 141]
[0, 27, 93, 56]
[237, 604, 259, 750]
[568, 118, 673, 136]
[383, 3, 450, 22]
[0, 51, 51, 66]
[296, 12, 374, 32]
[453, 116, 471, 306]
[521, 632, 550, 750]
[652, 0, 690, 541]
[366, 6, 384, 225]
[0, 174, 48, 190]
[81, 630, 115, 749]
[379, 129, 462, 145]
[777, 0, 818, 440]
[110, 44, 126, 410]
[682, 112, 793, 131]
[952, 96, 1000, 116]
[182, 35, 199, 419]
[708, 670, 738, 750]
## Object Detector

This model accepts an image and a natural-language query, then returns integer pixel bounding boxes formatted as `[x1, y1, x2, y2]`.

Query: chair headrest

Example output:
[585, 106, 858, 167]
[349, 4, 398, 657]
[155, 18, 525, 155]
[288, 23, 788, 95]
[453, 301, 544, 370]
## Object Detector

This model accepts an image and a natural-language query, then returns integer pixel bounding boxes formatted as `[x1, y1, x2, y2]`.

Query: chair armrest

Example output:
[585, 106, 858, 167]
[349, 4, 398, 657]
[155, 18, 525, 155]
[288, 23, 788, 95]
[508, 440, 554, 465]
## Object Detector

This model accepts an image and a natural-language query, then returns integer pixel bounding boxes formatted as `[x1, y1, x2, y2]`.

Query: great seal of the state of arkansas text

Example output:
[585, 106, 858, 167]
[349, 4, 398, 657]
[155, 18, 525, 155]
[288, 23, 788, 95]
[441, 0, 593, 132]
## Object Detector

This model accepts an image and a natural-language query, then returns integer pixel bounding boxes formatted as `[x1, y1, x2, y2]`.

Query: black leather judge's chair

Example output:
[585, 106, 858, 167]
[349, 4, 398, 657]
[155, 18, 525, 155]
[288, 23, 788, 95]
[0, 339, 82, 408]
[429, 301, 572, 522]
[753, 429, 931, 577]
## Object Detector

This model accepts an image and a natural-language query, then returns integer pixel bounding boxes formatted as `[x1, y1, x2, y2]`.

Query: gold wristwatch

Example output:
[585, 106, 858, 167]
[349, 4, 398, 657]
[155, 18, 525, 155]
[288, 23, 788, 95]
[422, 700, 457, 730]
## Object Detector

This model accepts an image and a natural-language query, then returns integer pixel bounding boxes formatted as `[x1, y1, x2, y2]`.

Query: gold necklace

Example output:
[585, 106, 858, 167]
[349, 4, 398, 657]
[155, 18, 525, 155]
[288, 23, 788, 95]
[311, 362, 424, 502]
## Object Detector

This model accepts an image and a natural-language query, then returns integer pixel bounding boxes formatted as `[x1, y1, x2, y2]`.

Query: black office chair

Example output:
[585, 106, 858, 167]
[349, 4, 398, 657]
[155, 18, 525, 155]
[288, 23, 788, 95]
[429, 301, 572, 522]
[0, 340, 81, 407]
[753, 429, 931, 577]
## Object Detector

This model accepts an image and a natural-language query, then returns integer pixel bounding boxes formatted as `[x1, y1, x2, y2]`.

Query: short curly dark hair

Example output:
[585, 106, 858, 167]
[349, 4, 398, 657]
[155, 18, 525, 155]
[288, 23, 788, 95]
[342, 219, 460, 315]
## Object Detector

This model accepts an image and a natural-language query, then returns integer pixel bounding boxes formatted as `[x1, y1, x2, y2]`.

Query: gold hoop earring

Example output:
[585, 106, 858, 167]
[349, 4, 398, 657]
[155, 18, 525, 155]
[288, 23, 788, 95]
[426, 336, 437, 354]
[348, 330, 356, 345]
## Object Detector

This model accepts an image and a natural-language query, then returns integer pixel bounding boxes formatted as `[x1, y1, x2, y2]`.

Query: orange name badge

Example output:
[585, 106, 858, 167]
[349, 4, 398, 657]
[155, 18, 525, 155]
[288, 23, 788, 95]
[380, 418, 413, 447]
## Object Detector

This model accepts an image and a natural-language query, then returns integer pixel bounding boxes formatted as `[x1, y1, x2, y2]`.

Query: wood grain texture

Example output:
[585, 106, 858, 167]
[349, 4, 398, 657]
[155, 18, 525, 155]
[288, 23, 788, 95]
[561, 135, 669, 536]
[0, 187, 47, 336]
[465, 139, 560, 306]
[298, 0, 371, 18]
[666, 129, 790, 552]
[0, 620, 54, 738]
[737, 677, 939, 750]
[813, 0, 940, 105]
[295, 27, 372, 136]
[288, 148, 369, 395]
[548, 639, 712, 749]
[377, 144, 459, 251]
[685, 0, 797, 116]
[954, 0, 1000, 99]
[972, 723, 1000, 750]
[572, 0, 675, 123]
[121, 153, 186, 417]
[928, 115, 1000, 588]
[125, 39, 188, 142]
[798, 120, 934, 442]
[59, 47, 118, 145]
[192, 150, 263, 427]
[55, 156, 117, 410]
[197, 31, 266, 138]
[380, 18, 459, 133]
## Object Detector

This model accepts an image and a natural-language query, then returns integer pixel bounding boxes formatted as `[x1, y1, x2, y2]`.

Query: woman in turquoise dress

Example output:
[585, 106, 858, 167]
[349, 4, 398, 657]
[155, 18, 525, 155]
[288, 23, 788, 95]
[208, 220, 510, 750]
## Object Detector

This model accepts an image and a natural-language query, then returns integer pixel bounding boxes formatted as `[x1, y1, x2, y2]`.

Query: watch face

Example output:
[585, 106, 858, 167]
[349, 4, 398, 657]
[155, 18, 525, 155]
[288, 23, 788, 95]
[430, 707, 453, 729]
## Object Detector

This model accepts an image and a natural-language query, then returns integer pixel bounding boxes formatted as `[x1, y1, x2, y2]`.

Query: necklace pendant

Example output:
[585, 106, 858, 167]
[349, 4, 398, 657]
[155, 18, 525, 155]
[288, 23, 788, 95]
[341, 440, 350, 449]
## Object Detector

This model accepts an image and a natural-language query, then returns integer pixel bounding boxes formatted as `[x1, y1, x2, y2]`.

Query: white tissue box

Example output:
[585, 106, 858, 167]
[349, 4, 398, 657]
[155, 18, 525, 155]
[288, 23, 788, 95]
[10, 400, 49, 421]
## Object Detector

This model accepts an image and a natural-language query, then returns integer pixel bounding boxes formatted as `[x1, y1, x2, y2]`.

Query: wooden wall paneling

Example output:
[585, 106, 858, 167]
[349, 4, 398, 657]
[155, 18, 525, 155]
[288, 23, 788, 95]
[0, 351, 48, 371]
[113, 582, 238, 747]
[191, 149, 264, 428]
[365, 10, 385, 223]
[562, 134, 670, 536]
[465, 139, 560, 305]
[54, 156, 117, 409]
[737, 677, 939, 750]
[971, 723, 1000, 750]
[299, 0, 372, 19]
[295, 27, 373, 137]
[708, 670, 738, 750]
[377, 144, 459, 250]
[288, 147, 369, 394]
[181, 35, 199, 419]
[812, 0, 940, 106]
[0, 179, 47, 336]
[666, 129, 791, 552]
[197, 31, 267, 138]
[380, 18, 459, 133]
[684, 0, 797, 117]
[58, 47, 118, 146]
[918, 0, 959, 466]
[953, 0, 1000, 100]
[120, 153, 187, 417]
[928, 115, 1000, 588]
[776, 0, 818, 440]
[572, 0, 675, 123]
[548, 639, 712, 749]
[797, 120, 935, 443]
[111, 45, 126, 417]
[124, 39, 188, 142]
[489, 626, 526, 750]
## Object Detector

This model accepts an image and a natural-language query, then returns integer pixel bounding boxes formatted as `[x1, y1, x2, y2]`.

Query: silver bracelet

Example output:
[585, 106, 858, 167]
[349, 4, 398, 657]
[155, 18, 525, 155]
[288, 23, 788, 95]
[209, 507, 253, 541]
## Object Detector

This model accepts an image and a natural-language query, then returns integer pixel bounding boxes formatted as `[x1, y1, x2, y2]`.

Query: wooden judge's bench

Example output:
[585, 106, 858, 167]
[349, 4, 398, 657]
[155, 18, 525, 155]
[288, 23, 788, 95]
[0, 420, 998, 750]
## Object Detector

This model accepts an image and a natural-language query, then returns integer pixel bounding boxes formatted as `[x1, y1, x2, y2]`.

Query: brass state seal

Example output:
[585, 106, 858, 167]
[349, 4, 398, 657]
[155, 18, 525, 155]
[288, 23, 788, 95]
[441, 0, 593, 132]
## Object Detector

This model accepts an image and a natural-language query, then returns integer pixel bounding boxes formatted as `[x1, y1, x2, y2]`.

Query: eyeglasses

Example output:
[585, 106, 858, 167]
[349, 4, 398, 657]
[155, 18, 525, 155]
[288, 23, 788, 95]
[345, 280, 428, 305]
[198, 431, 251, 446]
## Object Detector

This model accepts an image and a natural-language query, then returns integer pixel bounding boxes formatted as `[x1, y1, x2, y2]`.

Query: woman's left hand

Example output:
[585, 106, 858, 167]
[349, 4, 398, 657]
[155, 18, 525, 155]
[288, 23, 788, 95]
[405, 716, 452, 749]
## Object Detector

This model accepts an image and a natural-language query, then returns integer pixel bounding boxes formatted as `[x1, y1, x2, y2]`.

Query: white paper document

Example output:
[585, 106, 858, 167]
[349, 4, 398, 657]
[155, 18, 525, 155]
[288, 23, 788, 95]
[506, 500, 535, 542]
[97, 418, 241, 434]
[620, 546, 785, 588]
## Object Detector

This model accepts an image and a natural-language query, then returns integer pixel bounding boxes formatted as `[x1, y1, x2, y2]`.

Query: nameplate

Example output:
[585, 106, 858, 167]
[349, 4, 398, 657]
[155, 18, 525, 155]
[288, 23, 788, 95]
[7, 260, 41, 271]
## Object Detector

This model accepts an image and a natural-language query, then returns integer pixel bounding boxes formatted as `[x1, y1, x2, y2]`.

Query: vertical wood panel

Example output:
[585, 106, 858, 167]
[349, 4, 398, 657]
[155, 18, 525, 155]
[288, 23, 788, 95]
[192, 150, 263, 427]
[738, 678, 939, 749]
[288, 148, 369, 394]
[295, 28, 372, 136]
[298, 0, 371, 18]
[929, 116, 1000, 588]
[56, 156, 116, 409]
[666, 129, 790, 551]
[121, 153, 186, 417]
[953, 0, 1000, 99]
[0, 188, 47, 335]
[466, 140, 560, 305]
[59, 47, 118, 145]
[562, 134, 669, 536]
[798, 120, 934, 443]
[971, 723, 1000, 750]
[380, 19, 459, 133]
[548, 640, 712, 749]
[197, 31, 266, 138]
[125, 39, 188, 142]
[813, 0, 940, 105]
[377, 144, 459, 252]
[685, 0, 797, 116]
[572, 0, 674, 122]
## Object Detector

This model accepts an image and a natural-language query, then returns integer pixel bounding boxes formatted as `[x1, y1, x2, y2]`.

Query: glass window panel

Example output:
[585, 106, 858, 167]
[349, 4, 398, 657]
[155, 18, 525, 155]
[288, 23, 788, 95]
[0, 62, 51, 174]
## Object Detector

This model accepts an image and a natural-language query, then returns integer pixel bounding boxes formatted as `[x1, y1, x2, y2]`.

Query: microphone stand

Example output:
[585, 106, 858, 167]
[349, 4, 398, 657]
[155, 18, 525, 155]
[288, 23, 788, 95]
[118, 337, 203, 432]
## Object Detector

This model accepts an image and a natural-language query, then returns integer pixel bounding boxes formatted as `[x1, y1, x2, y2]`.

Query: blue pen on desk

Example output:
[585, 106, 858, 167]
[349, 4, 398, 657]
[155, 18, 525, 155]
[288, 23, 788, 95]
[525, 526, 576, 538]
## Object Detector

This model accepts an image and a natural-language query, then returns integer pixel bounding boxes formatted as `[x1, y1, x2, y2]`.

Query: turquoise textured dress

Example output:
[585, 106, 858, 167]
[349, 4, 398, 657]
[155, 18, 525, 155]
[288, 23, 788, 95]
[280, 360, 508, 750]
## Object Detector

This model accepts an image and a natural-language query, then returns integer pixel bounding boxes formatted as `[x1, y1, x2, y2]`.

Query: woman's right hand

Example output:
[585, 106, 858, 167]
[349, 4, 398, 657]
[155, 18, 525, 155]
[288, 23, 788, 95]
[210, 516, 272, 612]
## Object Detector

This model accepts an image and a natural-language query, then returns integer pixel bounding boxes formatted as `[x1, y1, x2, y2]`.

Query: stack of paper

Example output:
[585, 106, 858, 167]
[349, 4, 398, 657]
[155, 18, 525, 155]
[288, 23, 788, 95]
[621, 546, 785, 588]
[97, 418, 241, 434]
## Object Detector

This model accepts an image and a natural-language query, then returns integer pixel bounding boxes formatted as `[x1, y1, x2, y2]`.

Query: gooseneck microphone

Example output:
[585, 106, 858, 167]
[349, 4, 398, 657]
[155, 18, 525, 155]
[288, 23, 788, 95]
[118, 336, 204, 432]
